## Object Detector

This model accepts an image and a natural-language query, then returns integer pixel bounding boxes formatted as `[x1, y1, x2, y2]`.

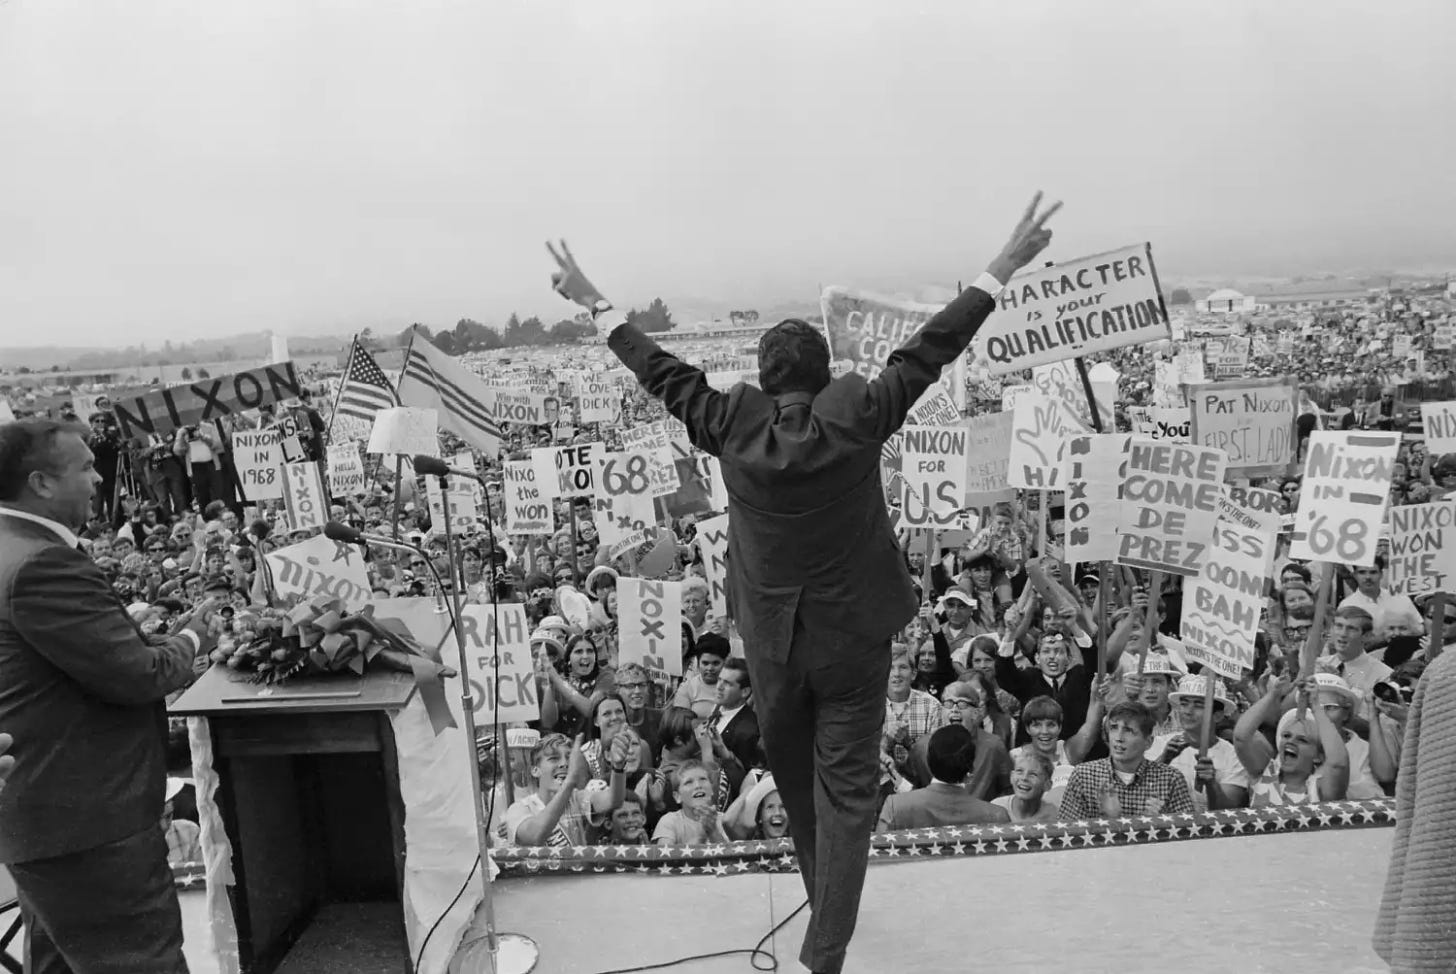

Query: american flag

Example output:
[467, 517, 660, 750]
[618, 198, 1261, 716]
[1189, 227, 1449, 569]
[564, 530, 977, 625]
[335, 338, 400, 424]
[396, 329, 503, 455]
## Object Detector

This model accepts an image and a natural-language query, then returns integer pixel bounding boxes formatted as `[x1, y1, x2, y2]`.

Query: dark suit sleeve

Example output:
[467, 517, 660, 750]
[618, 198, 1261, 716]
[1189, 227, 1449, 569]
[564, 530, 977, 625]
[861, 286, 1000, 441]
[11, 547, 201, 705]
[606, 321, 729, 457]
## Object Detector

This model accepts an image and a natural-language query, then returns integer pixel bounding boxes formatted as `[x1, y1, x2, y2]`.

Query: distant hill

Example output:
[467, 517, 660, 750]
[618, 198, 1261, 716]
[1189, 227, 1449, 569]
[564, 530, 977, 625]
[0, 331, 353, 372]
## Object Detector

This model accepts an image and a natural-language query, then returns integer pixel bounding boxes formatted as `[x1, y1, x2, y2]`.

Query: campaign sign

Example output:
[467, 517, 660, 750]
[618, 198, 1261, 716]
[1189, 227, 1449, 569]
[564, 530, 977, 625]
[616, 577, 684, 681]
[280, 461, 329, 533]
[975, 243, 1171, 376]
[1116, 440, 1225, 577]
[1290, 431, 1399, 566]
[111, 361, 303, 442]
[1062, 433, 1128, 564]
[594, 451, 656, 557]
[1008, 393, 1087, 490]
[235, 430, 285, 501]
[899, 425, 968, 529]
[1386, 502, 1456, 597]
[1188, 379, 1298, 478]
[265, 534, 373, 611]
[695, 513, 731, 620]
[502, 460, 551, 534]
[820, 288, 941, 382]
[1180, 490, 1279, 679]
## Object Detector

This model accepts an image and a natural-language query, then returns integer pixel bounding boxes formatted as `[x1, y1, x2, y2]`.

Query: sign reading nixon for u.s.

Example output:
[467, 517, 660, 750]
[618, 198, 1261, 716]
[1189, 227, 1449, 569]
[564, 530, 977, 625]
[973, 243, 1172, 376]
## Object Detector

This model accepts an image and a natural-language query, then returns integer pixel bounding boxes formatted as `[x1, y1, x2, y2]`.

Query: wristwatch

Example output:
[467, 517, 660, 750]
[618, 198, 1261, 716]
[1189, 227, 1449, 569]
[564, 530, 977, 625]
[591, 299, 614, 316]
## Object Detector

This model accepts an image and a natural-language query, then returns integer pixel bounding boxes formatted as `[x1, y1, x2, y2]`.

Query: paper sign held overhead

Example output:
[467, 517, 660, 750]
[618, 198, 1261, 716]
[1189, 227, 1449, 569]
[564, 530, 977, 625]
[326, 441, 367, 497]
[974, 243, 1171, 376]
[1116, 440, 1226, 577]
[1289, 431, 1399, 566]
[1420, 401, 1456, 455]
[616, 577, 684, 681]
[264, 534, 373, 611]
[899, 425, 968, 529]
[111, 361, 303, 442]
[368, 407, 440, 457]
[1062, 433, 1128, 565]
[1188, 379, 1299, 478]
[1180, 492, 1278, 680]
[1386, 502, 1456, 597]
[280, 461, 329, 534]
[502, 460, 552, 535]
[1007, 393, 1088, 490]
[234, 430, 285, 501]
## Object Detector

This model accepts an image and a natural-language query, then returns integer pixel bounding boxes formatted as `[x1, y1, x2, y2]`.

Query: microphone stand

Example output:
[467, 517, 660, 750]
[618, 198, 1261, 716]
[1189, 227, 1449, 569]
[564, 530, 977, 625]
[430, 469, 539, 974]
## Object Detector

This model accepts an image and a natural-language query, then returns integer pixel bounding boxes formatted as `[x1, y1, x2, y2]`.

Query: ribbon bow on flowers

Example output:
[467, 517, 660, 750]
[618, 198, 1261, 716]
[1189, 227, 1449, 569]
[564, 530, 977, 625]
[223, 596, 459, 735]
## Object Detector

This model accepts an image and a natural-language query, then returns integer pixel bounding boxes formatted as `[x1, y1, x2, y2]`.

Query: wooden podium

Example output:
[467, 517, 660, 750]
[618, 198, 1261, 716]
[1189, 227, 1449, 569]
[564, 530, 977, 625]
[170, 665, 418, 973]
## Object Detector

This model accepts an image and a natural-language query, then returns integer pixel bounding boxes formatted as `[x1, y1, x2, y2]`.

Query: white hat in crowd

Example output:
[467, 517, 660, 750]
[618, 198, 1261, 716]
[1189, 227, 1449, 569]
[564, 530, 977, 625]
[1168, 674, 1236, 711]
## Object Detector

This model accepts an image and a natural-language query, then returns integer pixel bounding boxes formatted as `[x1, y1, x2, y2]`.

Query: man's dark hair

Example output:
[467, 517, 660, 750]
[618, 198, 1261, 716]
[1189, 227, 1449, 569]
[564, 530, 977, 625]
[1104, 701, 1155, 737]
[925, 724, 977, 783]
[721, 657, 750, 691]
[758, 319, 831, 396]
[0, 419, 85, 502]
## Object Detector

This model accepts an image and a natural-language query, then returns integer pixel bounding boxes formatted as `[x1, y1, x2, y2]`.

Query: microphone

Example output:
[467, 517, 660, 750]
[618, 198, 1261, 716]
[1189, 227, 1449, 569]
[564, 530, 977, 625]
[415, 454, 488, 484]
[324, 520, 424, 558]
[249, 519, 272, 541]
[324, 521, 363, 545]
[413, 455, 452, 477]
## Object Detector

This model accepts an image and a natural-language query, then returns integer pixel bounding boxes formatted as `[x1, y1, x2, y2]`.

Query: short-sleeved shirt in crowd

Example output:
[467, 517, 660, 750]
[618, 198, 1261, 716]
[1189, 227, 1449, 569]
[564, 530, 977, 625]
[672, 674, 719, 721]
[1059, 758, 1195, 820]
[1145, 734, 1251, 813]
[652, 809, 729, 846]
[502, 783, 607, 847]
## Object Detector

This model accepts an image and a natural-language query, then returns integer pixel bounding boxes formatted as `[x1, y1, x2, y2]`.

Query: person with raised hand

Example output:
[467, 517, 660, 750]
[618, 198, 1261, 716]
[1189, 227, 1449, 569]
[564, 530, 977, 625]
[548, 194, 1061, 974]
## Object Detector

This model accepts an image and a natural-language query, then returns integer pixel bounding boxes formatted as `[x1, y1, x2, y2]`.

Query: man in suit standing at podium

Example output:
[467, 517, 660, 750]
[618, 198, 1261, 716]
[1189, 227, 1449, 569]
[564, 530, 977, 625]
[548, 192, 1061, 974]
[0, 418, 219, 973]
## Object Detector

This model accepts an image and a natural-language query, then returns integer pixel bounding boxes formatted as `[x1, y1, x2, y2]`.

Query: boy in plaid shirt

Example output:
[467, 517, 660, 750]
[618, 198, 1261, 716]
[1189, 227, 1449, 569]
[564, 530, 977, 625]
[1059, 702, 1194, 820]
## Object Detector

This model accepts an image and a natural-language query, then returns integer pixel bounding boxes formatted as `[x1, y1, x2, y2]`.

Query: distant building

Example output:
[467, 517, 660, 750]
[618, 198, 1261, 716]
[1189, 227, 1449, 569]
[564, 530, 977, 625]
[1251, 281, 1371, 309]
[1196, 288, 1257, 314]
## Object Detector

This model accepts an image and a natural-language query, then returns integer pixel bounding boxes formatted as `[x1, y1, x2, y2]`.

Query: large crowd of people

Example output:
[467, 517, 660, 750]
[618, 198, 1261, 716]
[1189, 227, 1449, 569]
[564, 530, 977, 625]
[2, 283, 1452, 864]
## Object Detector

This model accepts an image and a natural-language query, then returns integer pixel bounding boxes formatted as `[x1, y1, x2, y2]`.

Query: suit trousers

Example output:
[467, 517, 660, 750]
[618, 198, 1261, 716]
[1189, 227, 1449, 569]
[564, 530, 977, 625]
[744, 619, 889, 974]
[10, 826, 188, 974]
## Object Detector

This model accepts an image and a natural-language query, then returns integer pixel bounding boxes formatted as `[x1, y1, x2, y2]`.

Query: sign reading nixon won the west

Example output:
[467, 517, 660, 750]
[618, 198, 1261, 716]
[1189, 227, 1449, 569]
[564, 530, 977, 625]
[973, 244, 1172, 376]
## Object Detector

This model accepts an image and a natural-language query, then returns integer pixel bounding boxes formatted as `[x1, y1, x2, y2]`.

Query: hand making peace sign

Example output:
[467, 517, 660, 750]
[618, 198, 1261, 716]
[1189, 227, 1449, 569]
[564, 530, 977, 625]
[546, 240, 609, 311]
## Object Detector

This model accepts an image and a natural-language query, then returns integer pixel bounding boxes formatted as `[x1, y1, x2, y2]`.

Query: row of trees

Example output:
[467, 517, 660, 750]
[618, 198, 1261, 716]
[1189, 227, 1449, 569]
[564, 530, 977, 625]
[366, 298, 680, 355]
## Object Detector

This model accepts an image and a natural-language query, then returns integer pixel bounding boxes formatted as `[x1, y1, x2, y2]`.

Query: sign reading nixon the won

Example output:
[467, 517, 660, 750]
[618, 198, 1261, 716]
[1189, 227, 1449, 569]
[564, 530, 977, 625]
[899, 425, 968, 528]
[975, 243, 1171, 376]
[1116, 440, 1225, 577]
[502, 460, 551, 534]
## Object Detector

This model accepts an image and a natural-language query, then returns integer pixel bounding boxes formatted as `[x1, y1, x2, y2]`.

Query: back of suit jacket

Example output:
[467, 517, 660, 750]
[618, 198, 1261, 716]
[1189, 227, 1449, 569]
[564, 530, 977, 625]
[878, 781, 1008, 830]
[609, 287, 998, 661]
[0, 516, 199, 863]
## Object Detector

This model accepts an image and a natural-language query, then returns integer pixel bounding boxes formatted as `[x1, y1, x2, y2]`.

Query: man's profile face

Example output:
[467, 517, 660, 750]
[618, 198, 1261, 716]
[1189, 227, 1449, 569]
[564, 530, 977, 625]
[36, 432, 101, 530]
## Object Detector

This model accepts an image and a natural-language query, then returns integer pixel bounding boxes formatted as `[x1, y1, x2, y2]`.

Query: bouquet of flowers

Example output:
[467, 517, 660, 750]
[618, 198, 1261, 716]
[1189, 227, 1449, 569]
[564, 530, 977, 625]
[211, 595, 459, 733]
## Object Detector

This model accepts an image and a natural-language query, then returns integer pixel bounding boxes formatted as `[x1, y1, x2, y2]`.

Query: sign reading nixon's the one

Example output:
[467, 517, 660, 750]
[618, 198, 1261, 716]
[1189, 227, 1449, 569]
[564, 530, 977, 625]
[975, 244, 1171, 376]
[112, 362, 303, 442]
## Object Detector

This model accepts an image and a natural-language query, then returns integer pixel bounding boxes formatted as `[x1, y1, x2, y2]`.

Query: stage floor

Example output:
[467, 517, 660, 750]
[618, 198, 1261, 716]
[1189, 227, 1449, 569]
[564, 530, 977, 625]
[459, 827, 1393, 974]
[6, 826, 1388, 973]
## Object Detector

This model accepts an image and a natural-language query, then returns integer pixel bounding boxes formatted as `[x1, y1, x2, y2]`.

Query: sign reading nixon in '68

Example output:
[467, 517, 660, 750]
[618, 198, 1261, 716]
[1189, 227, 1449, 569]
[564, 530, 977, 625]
[974, 243, 1172, 376]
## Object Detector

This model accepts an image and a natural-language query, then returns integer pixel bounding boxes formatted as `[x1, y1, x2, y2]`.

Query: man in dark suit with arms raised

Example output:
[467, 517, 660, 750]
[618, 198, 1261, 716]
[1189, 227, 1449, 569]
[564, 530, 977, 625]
[547, 193, 1060, 973]
[0, 419, 220, 973]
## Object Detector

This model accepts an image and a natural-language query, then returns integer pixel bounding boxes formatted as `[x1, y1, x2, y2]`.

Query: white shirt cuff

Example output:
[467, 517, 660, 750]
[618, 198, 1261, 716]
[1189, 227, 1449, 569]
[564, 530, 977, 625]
[178, 629, 201, 652]
[972, 271, 1006, 298]
[594, 308, 629, 332]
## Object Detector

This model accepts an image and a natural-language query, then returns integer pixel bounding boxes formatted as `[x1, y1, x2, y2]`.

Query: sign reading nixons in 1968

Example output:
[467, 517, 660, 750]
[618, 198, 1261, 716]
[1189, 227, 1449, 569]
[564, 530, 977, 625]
[974, 243, 1172, 376]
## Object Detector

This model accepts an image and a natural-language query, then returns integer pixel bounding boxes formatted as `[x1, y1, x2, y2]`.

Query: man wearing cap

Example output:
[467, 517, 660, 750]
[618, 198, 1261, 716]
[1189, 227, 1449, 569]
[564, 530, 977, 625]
[934, 589, 981, 672]
[1121, 649, 1182, 737]
[1146, 674, 1250, 812]
[549, 194, 1063, 974]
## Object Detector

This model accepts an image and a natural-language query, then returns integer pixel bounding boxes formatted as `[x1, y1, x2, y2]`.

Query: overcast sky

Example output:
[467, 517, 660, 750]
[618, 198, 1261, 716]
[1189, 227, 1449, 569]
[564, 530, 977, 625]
[2, 0, 1453, 348]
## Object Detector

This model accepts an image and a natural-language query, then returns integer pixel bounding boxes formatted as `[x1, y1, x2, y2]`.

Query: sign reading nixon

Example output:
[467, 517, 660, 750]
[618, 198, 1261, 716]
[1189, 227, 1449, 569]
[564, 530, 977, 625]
[111, 362, 303, 442]
[975, 244, 1172, 376]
